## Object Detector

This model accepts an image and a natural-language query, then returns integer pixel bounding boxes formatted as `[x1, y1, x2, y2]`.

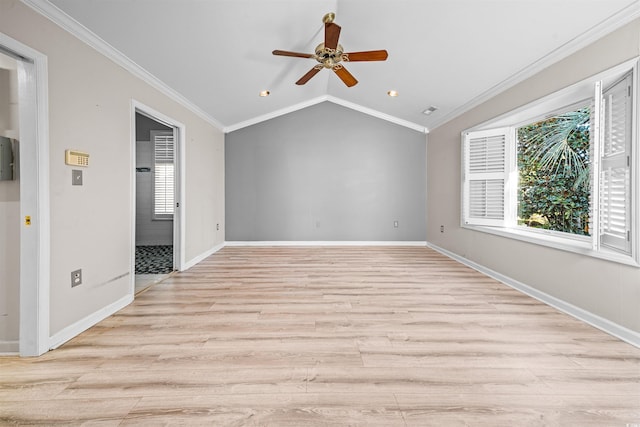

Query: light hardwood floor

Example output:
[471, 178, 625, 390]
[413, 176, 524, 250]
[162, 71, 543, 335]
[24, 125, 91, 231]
[1, 246, 640, 426]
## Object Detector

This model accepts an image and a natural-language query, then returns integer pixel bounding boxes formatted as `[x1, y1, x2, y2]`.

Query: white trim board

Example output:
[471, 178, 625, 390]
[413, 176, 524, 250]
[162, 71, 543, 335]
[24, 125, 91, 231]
[21, 0, 425, 135]
[0, 31, 51, 357]
[21, 0, 225, 132]
[223, 96, 328, 133]
[43, 241, 225, 350]
[426, 242, 640, 349]
[48, 294, 133, 350]
[326, 96, 427, 134]
[183, 242, 225, 271]
[131, 100, 187, 276]
[20, 0, 640, 136]
[224, 96, 427, 134]
[225, 241, 428, 247]
[428, 1, 640, 130]
[178, 241, 428, 271]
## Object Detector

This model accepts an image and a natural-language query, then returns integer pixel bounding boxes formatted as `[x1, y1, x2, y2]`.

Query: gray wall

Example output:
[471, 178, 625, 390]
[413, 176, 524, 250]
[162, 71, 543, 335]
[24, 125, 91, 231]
[226, 102, 426, 241]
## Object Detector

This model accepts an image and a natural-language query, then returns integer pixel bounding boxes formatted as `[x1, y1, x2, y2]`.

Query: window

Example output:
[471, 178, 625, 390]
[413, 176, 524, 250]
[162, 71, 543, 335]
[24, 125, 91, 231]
[517, 104, 591, 236]
[462, 62, 637, 264]
[152, 130, 174, 220]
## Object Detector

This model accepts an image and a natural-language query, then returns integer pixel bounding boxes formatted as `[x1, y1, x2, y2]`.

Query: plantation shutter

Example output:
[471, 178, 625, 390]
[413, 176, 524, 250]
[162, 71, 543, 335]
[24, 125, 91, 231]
[152, 130, 175, 219]
[599, 72, 632, 254]
[462, 128, 509, 226]
[588, 86, 600, 243]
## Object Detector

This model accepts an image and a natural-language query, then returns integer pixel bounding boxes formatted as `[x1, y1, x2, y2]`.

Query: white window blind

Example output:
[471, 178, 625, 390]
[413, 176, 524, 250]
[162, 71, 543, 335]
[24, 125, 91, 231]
[462, 128, 509, 226]
[599, 72, 632, 254]
[152, 130, 175, 220]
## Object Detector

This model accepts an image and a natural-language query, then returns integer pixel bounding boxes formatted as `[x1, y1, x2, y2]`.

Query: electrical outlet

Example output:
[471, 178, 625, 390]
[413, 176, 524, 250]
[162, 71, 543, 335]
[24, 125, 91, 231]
[71, 269, 82, 287]
[394, 221, 399, 228]
[440, 225, 444, 233]
[216, 223, 219, 231]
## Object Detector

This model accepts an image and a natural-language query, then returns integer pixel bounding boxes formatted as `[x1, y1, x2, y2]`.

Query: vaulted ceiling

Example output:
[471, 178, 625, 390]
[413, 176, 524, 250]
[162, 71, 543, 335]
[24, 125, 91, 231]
[33, 0, 640, 132]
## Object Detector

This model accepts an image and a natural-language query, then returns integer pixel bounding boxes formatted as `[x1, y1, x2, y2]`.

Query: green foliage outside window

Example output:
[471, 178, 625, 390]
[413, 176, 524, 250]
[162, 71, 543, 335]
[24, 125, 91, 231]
[517, 107, 591, 235]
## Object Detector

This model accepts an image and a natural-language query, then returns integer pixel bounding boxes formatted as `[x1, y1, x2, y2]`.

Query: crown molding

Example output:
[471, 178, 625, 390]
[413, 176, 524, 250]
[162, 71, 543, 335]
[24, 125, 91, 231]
[22, 0, 428, 135]
[20, 0, 225, 131]
[225, 95, 427, 134]
[428, 0, 640, 130]
[326, 96, 427, 133]
[223, 96, 328, 133]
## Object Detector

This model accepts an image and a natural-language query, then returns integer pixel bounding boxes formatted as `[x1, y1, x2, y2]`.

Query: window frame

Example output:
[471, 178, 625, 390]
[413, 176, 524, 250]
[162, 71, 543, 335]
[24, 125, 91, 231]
[151, 130, 175, 221]
[460, 58, 639, 267]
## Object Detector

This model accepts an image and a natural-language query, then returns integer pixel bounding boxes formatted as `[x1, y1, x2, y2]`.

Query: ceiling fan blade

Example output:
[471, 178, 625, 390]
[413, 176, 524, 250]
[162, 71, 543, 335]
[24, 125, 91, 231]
[343, 50, 388, 62]
[272, 50, 315, 59]
[296, 67, 322, 85]
[333, 65, 358, 87]
[324, 22, 341, 50]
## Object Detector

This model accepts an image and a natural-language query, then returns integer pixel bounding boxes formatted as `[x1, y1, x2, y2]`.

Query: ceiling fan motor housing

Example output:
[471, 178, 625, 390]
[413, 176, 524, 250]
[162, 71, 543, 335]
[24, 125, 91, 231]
[315, 43, 344, 68]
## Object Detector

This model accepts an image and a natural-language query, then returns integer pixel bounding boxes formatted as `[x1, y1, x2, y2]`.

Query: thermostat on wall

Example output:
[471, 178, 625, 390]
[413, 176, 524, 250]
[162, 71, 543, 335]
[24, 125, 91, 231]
[65, 149, 89, 167]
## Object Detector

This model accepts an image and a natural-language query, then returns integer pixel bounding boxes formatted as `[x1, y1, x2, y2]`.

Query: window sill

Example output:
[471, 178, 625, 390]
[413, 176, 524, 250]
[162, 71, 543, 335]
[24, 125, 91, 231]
[461, 223, 639, 268]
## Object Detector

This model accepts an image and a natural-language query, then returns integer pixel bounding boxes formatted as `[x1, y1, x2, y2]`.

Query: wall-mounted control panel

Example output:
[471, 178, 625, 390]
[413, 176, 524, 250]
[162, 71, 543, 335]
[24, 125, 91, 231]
[65, 149, 89, 167]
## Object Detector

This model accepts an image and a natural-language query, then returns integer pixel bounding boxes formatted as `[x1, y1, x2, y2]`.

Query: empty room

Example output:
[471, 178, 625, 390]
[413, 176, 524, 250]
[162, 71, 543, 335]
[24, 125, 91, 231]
[1, 0, 640, 425]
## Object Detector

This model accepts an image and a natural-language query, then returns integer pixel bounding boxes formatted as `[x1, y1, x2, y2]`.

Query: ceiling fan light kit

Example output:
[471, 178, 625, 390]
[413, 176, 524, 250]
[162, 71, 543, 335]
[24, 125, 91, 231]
[272, 12, 388, 87]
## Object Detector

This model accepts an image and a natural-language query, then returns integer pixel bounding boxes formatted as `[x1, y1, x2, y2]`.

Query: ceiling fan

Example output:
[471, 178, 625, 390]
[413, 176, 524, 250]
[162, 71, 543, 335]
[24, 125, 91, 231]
[272, 12, 388, 87]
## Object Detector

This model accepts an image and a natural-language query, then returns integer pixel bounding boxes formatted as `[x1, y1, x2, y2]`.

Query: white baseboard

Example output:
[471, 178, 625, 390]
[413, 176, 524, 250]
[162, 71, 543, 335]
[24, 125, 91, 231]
[427, 242, 640, 349]
[0, 340, 19, 354]
[48, 294, 134, 350]
[225, 241, 428, 247]
[47, 241, 226, 351]
[183, 242, 225, 270]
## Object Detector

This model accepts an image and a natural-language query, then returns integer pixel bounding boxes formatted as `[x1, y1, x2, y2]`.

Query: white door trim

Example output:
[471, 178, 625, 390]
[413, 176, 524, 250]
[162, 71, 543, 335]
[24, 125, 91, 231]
[0, 32, 51, 356]
[131, 100, 185, 294]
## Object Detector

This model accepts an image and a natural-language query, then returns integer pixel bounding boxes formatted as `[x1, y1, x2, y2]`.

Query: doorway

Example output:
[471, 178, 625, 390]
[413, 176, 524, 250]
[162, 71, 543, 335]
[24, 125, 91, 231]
[0, 50, 19, 353]
[132, 104, 183, 294]
[0, 33, 50, 357]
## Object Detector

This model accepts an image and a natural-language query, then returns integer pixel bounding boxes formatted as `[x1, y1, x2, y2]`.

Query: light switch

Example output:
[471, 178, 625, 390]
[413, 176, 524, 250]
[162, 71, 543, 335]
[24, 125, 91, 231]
[72, 169, 83, 185]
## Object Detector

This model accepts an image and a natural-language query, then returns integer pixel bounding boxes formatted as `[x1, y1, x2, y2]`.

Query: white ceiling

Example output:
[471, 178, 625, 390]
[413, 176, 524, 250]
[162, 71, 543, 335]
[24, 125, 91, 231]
[36, 0, 640, 132]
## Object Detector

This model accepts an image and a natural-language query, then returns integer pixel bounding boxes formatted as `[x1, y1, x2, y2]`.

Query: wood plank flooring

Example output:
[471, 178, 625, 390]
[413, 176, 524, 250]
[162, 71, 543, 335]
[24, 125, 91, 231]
[1, 246, 640, 426]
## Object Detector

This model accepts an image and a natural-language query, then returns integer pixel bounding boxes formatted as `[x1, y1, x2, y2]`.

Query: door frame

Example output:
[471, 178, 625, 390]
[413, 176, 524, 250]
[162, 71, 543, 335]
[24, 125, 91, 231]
[0, 33, 51, 357]
[131, 100, 185, 292]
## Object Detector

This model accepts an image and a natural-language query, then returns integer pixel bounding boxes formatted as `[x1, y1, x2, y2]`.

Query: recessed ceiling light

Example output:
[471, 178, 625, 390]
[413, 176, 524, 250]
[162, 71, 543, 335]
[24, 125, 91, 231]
[422, 106, 438, 115]
[387, 90, 398, 97]
[259, 90, 270, 97]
